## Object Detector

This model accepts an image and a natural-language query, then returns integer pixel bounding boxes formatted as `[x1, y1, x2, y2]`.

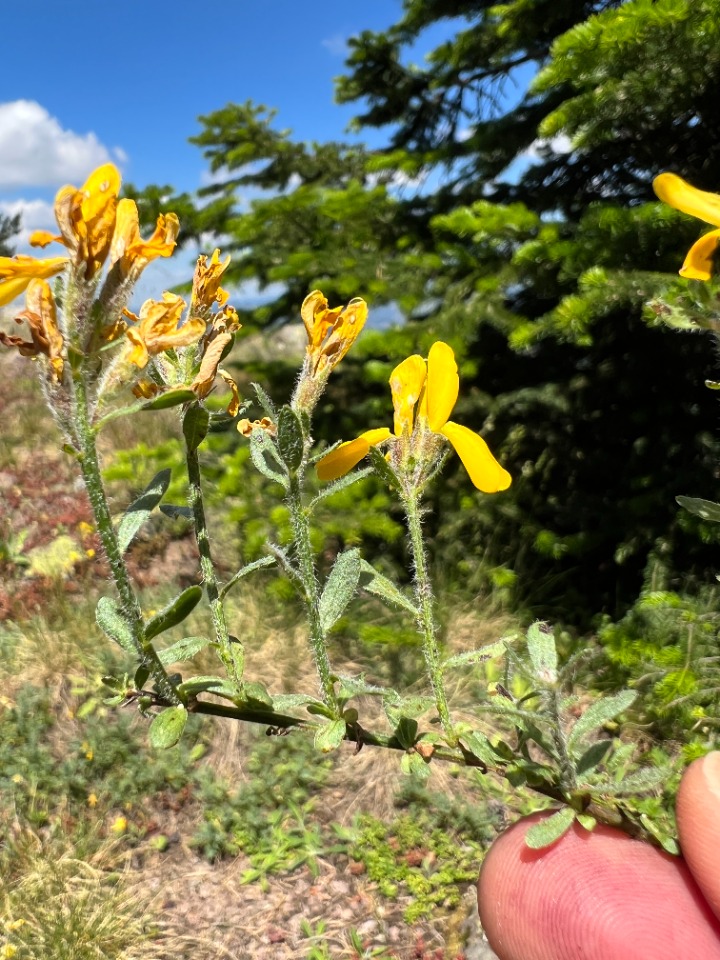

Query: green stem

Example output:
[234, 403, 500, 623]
[73, 373, 180, 705]
[185, 440, 242, 684]
[287, 472, 338, 711]
[403, 490, 454, 739]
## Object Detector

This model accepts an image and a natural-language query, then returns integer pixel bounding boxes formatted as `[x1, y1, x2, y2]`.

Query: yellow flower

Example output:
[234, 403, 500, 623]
[301, 290, 367, 375]
[653, 173, 720, 280]
[192, 248, 231, 315]
[0, 279, 64, 379]
[317, 341, 511, 493]
[123, 292, 206, 368]
[38, 163, 122, 280]
[109, 198, 179, 280]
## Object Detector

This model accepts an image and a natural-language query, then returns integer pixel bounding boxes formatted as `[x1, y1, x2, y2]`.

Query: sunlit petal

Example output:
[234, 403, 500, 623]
[191, 333, 232, 399]
[389, 354, 426, 436]
[440, 421, 511, 493]
[317, 436, 372, 482]
[679, 229, 720, 281]
[0, 255, 68, 306]
[653, 173, 720, 227]
[424, 341, 459, 431]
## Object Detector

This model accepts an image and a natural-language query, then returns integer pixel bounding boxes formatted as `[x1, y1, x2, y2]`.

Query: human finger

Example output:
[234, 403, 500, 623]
[677, 751, 720, 922]
[477, 813, 720, 960]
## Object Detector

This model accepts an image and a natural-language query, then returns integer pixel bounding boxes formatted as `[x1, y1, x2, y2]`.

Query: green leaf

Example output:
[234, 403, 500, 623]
[525, 808, 576, 849]
[318, 548, 362, 633]
[443, 640, 507, 670]
[143, 585, 203, 642]
[567, 690, 636, 754]
[306, 702, 336, 719]
[160, 504, 193, 520]
[314, 718, 347, 753]
[142, 388, 196, 410]
[309, 468, 373, 509]
[183, 404, 210, 452]
[272, 693, 323, 711]
[676, 496, 720, 523]
[461, 731, 496, 766]
[176, 675, 229, 696]
[252, 381, 277, 419]
[525, 621, 557, 682]
[590, 766, 670, 796]
[277, 406, 304, 470]
[134, 664, 150, 689]
[394, 716, 418, 749]
[158, 635, 211, 665]
[335, 674, 388, 700]
[576, 814, 597, 832]
[241, 680, 273, 707]
[400, 751, 431, 781]
[96, 596, 136, 654]
[249, 428, 288, 487]
[219, 555, 276, 600]
[117, 468, 171, 554]
[149, 706, 188, 749]
[575, 739, 612, 777]
[358, 559, 417, 615]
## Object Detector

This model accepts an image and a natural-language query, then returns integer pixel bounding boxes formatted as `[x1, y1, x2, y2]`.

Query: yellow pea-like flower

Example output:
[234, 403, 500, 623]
[301, 289, 368, 375]
[317, 341, 511, 494]
[123, 292, 205, 368]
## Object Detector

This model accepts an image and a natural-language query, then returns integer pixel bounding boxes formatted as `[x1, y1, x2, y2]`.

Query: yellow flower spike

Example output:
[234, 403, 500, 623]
[123, 292, 205, 368]
[192, 248, 231, 314]
[109, 199, 179, 278]
[0, 279, 64, 378]
[316, 428, 392, 482]
[0, 254, 68, 306]
[653, 172, 720, 281]
[301, 289, 368, 374]
[390, 354, 427, 436]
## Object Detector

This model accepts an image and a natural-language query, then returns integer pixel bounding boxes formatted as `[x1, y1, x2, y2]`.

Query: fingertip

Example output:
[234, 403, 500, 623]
[478, 813, 720, 960]
[678, 751, 720, 921]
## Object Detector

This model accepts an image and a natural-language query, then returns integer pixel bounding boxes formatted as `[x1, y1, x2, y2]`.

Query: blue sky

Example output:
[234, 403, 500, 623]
[0, 1, 463, 300]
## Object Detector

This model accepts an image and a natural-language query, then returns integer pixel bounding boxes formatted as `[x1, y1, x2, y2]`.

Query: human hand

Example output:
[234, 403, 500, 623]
[477, 753, 720, 959]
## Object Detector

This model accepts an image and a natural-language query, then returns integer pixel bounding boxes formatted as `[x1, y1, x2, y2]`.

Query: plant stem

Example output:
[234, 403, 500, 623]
[73, 372, 180, 705]
[287, 472, 338, 711]
[402, 490, 454, 739]
[185, 438, 242, 684]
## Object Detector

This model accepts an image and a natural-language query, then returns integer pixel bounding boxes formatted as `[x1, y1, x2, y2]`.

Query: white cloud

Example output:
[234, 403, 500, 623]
[0, 100, 123, 188]
[321, 34, 347, 57]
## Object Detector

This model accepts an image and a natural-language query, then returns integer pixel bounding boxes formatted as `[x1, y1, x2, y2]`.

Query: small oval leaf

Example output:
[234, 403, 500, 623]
[96, 596, 136, 654]
[525, 807, 576, 849]
[314, 718, 347, 753]
[144, 585, 203, 642]
[319, 548, 362, 634]
[277, 406, 304, 470]
[142, 388, 196, 410]
[149, 706, 188, 749]
[183, 404, 210, 452]
[117, 468, 171, 554]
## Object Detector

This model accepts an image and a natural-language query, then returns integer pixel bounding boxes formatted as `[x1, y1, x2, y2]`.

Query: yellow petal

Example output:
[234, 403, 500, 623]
[0, 255, 67, 306]
[316, 297, 368, 372]
[679, 229, 720, 281]
[424, 341, 459, 431]
[29, 230, 62, 249]
[440, 421, 511, 493]
[192, 248, 231, 315]
[219, 369, 241, 417]
[653, 173, 720, 228]
[191, 333, 232, 398]
[317, 436, 371, 482]
[301, 290, 332, 351]
[389, 354, 426, 436]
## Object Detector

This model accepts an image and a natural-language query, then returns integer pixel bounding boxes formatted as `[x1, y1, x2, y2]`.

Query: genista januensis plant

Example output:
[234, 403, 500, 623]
[5, 161, 714, 857]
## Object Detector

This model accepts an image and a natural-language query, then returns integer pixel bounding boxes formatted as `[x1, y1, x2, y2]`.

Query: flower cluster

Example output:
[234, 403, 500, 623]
[317, 341, 511, 494]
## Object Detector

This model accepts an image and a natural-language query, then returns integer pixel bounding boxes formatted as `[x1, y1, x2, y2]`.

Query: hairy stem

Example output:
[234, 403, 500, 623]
[185, 438, 242, 685]
[403, 491, 454, 739]
[73, 372, 180, 704]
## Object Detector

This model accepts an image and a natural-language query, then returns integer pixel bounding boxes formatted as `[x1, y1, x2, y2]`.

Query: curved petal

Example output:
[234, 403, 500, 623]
[440, 421, 511, 493]
[316, 436, 371, 482]
[680, 229, 720, 281]
[389, 354, 426, 436]
[653, 173, 720, 228]
[424, 341, 459, 432]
